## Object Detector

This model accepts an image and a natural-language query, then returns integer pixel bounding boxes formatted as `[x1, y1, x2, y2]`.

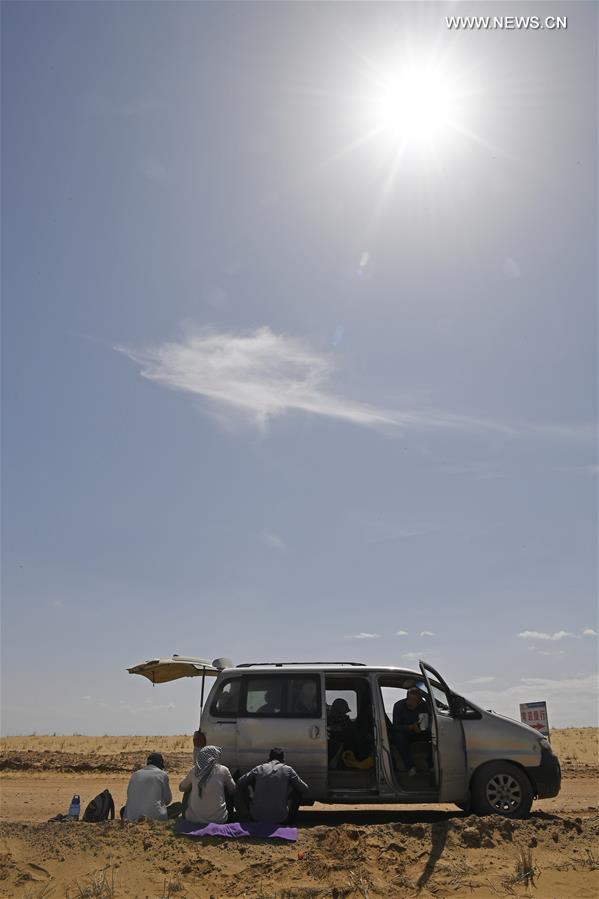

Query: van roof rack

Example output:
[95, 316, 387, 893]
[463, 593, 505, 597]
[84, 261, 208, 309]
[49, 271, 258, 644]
[236, 661, 366, 668]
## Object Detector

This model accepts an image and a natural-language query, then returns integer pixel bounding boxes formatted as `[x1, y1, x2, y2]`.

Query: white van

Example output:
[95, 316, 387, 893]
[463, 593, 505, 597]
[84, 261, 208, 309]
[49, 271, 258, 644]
[128, 656, 561, 819]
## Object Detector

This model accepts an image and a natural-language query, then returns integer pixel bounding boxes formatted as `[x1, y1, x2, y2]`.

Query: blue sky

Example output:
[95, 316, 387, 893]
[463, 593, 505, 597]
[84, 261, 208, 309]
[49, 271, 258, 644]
[2, 2, 597, 735]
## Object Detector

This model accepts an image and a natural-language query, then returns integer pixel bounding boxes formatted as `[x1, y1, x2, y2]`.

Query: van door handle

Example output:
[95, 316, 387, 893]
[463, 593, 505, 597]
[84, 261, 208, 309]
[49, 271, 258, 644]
[310, 725, 320, 739]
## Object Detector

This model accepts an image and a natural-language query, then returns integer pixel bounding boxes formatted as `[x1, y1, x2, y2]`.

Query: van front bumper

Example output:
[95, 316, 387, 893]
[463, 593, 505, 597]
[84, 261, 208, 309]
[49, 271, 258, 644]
[527, 748, 561, 798]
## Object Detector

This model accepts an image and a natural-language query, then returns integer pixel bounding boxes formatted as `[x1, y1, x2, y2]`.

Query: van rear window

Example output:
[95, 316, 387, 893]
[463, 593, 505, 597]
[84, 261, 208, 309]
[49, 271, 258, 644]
[242, 675, 321, 717]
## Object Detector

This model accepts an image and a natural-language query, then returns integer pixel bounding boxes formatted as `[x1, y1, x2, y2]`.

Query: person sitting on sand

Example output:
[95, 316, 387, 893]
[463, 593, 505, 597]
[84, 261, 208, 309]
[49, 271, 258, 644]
[179, 745, 236, 825]
[236, 748, 308, 824]
[122, 752, 180, 822]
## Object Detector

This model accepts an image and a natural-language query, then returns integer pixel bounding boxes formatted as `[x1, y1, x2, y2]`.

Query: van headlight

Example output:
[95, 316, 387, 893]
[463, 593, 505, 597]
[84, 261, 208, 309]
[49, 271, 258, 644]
[538, 737, 552, 752]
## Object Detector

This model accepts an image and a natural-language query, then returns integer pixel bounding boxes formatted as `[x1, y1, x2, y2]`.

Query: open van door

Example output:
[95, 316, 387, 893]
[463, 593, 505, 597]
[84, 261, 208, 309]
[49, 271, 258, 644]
[419, 661, 468, 803]
[127, 655, 230, 684]
[128, 655, 231, 718]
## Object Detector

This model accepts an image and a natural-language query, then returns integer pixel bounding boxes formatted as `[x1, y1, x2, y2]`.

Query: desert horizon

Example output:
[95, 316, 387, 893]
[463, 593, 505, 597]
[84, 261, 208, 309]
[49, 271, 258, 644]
[2, 0, 597, 896]
[1, 729, 598, 896]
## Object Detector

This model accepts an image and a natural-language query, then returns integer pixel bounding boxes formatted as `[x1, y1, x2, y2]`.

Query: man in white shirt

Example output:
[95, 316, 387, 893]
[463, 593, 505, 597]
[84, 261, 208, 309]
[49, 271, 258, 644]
[123, 753, 174, 822]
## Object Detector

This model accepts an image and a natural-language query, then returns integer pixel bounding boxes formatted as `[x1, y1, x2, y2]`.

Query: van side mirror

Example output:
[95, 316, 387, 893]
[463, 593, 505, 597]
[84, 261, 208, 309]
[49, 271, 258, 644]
[448, 694, 482, 720]
[449, 693, 468, 718]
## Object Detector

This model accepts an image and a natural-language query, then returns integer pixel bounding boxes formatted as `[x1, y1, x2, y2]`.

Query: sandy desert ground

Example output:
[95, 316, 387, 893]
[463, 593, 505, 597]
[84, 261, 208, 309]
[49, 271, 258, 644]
[0, 729, 597, 898]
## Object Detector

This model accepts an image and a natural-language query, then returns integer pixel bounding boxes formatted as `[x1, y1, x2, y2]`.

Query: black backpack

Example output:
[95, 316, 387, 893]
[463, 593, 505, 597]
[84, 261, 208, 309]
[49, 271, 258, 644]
[82, 789, 115, 822]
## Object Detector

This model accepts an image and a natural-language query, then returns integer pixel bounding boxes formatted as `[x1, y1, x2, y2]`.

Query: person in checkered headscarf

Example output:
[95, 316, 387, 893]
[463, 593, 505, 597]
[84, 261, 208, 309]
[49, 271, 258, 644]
[179, 745, 236, 824]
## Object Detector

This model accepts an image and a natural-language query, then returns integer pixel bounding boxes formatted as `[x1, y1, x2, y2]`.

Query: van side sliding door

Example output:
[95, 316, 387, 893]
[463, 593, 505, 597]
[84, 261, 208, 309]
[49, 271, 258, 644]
[419, 661, 468, 803]
[235, 673, 327, 800]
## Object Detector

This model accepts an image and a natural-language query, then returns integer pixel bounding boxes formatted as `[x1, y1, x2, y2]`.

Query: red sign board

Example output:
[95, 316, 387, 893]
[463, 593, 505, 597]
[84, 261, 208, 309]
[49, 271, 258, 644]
[519, 701, 550, 738]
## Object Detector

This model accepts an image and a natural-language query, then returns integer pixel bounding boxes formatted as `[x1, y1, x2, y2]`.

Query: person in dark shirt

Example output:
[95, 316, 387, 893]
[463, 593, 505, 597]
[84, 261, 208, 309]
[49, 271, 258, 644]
[392, 688, 432, 776]
[237, 748, 308, 823]
[257, 688, 281, 714]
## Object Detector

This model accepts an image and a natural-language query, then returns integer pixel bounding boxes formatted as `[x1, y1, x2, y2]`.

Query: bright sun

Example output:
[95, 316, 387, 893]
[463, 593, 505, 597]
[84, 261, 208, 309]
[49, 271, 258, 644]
[375, 66, 453, 145]
[309, 45, 479, 223]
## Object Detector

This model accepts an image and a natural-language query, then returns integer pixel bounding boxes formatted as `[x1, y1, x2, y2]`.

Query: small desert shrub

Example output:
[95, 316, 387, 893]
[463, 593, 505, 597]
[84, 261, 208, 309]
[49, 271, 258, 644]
[65, 860, 116, 899]
[158, 876, 184, 898]
[502, 848, 539, 892]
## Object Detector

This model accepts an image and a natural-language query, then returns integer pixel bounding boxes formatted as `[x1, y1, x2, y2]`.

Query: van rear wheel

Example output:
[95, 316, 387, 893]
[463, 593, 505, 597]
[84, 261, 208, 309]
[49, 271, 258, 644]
[471, 762, 533, 819]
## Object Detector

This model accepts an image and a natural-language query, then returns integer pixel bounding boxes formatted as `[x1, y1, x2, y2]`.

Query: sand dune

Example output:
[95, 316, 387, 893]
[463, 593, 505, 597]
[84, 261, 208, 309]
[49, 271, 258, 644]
[0, 728, 597, 897]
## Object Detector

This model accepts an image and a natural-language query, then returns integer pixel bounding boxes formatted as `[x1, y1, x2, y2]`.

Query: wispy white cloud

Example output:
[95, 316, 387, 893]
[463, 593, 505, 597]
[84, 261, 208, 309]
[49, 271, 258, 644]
[364, 523, 441, 544]
[420, 630, 435, 637]
[396, 630, 409, 636]
[517, 630, 574, 641]
[258, 531, 287, 552]
[83, 695, 175, 715]
[118, 327, 591, 437]
[517, 629, 596, 642]
[143, 158, 167, 183]
[464, 676, 495, 685]
[401, 651, 425, 660]
[553, 464, 599, 476]
[345, 632, 380, 640]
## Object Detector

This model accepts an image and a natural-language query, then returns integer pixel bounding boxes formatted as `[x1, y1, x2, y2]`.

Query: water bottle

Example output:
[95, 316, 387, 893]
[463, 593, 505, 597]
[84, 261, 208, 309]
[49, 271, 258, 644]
[67, 794, 80, 820]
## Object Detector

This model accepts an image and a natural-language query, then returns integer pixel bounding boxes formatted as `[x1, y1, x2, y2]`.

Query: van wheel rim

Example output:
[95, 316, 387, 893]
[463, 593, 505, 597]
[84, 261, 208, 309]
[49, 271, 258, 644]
[486, 774, 522, 812]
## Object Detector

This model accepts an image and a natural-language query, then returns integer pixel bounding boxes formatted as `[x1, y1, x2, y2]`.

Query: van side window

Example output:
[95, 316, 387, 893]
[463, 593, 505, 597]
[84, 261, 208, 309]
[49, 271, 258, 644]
[242, 676, 321, 717]
[289, 678, 319, 715]
[245, 678, 284, 715]
[210, 679, 240, 717]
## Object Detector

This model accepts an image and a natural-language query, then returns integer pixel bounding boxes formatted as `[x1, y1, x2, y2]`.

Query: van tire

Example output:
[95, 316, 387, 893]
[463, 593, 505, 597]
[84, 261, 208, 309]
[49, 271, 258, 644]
[470, 762, 533, 819]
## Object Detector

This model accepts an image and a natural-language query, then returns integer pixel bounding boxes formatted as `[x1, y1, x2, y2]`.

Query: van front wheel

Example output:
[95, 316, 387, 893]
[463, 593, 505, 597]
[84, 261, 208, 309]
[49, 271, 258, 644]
[471, 762, 533, 819]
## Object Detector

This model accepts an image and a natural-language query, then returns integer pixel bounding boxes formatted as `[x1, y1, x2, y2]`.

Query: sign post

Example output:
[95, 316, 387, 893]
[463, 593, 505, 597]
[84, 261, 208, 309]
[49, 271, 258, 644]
[519, 701, 550, 738]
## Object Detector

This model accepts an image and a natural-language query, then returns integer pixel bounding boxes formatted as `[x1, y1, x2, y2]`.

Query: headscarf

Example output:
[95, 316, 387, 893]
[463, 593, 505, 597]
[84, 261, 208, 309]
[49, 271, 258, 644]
[194, 745, 222, 797]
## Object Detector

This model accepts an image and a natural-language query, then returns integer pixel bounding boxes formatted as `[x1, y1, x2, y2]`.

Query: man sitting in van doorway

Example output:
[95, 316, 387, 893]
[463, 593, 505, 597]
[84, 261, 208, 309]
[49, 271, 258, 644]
[392, 688, 432, 777]
[327, 698, 352, 767]
[327, 698, 372, 769]
[236, 748, 308, 824]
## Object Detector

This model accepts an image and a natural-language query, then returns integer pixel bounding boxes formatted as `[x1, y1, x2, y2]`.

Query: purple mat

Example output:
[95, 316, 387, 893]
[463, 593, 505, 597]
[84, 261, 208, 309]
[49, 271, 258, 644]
[175, 819, 298, 842]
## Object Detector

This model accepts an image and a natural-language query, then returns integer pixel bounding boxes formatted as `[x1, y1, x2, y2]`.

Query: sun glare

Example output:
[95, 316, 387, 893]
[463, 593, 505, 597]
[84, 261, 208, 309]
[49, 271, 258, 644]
[376, 66, 453, 145]
[305, 43, 481, 225]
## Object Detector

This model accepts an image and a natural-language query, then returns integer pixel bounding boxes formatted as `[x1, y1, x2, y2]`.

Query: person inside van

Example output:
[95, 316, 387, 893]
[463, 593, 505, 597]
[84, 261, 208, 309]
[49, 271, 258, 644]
[292, 680, 318, 715]
[215, 680, 240, 715]
[236, 748, 308, 824]
[179, 745, 236, 825]
[392, 687, 432, 776]
[327, 697, 352, 766]
[327, 698, 372, 768]
[258, 687, 281, 714]
[122, 753, 181, 821]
